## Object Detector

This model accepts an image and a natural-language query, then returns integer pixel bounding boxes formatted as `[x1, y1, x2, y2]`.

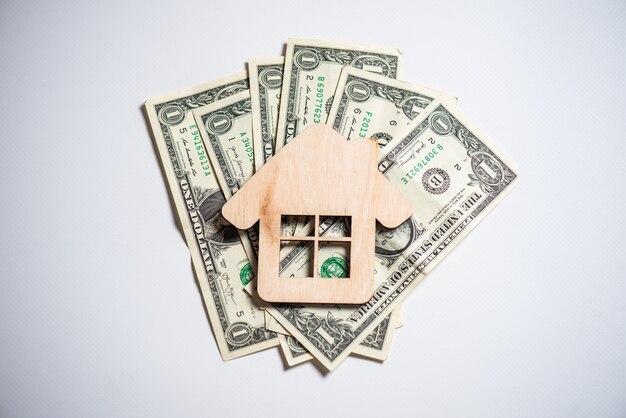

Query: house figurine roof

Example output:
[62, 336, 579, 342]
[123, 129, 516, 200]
[222, 124, 413, 304]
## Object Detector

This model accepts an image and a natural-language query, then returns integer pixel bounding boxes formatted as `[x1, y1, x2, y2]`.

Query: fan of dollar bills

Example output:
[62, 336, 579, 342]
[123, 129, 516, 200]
[145, 38, 517, 371]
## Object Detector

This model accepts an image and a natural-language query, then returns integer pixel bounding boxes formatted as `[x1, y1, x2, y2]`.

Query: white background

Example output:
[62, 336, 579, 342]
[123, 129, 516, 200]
[1, 0, 625, 417]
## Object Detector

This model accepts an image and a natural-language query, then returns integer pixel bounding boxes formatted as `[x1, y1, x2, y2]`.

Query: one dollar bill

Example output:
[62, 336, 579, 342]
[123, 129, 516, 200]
[327, 66, 455, 148]
[262, 98, 517, 370]
[144, 73, 277, 361]
[274, 38, 404, 151]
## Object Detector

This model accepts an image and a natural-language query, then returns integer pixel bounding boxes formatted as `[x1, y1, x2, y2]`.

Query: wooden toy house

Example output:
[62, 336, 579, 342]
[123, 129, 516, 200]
[222, 124, 412, 304]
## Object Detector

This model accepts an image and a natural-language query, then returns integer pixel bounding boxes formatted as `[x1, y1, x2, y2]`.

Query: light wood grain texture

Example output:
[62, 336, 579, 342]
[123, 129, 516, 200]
[222, 124, 412, 304]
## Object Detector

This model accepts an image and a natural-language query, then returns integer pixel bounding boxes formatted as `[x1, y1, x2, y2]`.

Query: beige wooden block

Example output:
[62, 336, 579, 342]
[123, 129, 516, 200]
[222, 124, 412, 304]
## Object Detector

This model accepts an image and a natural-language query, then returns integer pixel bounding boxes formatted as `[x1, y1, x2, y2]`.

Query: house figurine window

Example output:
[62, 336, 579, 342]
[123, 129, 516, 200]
[222, 125, 413, 304]
[279, 215, 352, 279]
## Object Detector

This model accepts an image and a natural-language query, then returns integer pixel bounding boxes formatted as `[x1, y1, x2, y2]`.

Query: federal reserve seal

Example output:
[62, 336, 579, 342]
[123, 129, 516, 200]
[422, 167, 450, 195]
[372, 132, 392, 148]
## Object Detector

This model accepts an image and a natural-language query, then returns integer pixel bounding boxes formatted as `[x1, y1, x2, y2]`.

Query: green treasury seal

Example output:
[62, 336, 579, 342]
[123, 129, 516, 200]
[239, 262, 254, 286]
[320, 256, 349, 278]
